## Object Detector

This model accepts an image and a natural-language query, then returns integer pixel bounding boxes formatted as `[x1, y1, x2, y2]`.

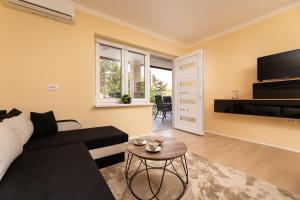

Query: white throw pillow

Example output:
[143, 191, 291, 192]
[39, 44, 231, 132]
[2, 113, 34, 145]
[0, 123, 23, 181]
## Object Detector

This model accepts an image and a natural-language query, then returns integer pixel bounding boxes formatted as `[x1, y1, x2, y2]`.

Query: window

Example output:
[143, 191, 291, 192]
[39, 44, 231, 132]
[96, 39, 150, 104]
[99, 45, 122, 99]
[128, 51, 145, 99]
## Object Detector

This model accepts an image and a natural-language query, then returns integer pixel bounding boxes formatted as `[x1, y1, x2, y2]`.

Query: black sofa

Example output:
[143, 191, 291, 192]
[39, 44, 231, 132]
[25, 125, 128, 168]
[0, 120, 128, 200]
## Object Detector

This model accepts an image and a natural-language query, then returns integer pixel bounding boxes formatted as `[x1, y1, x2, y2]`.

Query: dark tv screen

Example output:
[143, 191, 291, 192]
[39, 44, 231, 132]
[257, 49, 300, 81]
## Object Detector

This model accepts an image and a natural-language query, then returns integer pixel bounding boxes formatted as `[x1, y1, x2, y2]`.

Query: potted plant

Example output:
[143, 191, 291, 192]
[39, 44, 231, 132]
[121, 94, 132, 104]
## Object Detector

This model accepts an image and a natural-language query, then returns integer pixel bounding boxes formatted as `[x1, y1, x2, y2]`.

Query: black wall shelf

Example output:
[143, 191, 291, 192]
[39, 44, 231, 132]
[253, 79, 300, 99]
[214, 99, 300, 119]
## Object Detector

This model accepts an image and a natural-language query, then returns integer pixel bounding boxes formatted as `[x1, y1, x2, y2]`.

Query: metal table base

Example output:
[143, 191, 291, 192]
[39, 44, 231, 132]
[125, 152, 189, 200]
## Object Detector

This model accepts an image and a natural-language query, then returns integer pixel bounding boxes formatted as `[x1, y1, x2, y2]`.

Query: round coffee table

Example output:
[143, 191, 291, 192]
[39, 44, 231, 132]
[125, 137, 188, 200]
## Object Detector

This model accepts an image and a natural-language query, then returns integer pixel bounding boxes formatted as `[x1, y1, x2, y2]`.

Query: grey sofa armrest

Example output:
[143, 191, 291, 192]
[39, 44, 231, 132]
[57, 120, 82, 132]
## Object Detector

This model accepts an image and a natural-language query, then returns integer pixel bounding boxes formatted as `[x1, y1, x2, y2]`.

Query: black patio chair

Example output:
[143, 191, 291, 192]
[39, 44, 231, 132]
[163, 96, 171, 104]
[163, 96, 172, 114]
[154, 95, 172, 121]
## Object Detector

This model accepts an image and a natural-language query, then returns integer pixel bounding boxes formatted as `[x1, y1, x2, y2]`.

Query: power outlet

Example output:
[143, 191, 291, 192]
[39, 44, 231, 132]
[47, 84, 58, 91]
[284, 118, 298, 124]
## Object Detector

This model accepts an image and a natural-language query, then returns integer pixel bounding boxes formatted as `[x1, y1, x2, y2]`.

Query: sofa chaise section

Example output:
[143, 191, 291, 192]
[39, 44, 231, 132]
[0, 143, 115, 200]
[24, 125, 129, 168]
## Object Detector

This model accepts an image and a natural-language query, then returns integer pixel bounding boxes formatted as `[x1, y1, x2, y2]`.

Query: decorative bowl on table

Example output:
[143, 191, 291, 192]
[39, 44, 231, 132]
[133, 138, 147, 146]
[145, 141, 161, 153]
[154, 138, 164, 146]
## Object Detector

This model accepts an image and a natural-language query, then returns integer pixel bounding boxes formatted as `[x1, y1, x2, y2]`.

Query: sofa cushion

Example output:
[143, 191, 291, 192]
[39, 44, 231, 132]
[30, 111, 58, 138]
[8, 108, 22, 117]
[2, 113, 34, 145]
[0, 108, 22, 122]
[0, 143, 115, 200]
[0, 110, 7, 115]
[24, 126, 128, 152]
[0, 123, 23, 181]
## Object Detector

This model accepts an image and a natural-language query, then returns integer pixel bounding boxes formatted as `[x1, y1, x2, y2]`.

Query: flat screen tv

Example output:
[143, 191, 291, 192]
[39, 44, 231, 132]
[257, 49, 300, 81]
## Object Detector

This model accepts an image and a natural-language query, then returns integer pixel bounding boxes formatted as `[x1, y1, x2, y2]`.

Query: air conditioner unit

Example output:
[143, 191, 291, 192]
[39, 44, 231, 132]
[4, 0, 75, 24]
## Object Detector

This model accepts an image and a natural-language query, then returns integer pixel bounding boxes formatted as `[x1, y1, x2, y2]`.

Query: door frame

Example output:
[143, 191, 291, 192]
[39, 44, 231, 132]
[172, 49, 205, 135]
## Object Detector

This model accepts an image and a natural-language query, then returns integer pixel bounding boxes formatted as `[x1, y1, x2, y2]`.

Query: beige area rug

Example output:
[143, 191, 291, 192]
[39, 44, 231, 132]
[100, 151, 300, 200]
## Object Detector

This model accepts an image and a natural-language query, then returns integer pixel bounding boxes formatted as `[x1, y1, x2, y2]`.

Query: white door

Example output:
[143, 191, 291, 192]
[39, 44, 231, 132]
[173, 50, 204, 135]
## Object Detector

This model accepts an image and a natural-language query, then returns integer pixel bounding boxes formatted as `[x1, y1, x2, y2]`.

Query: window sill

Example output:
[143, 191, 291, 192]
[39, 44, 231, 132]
[94, 102, 153, 108]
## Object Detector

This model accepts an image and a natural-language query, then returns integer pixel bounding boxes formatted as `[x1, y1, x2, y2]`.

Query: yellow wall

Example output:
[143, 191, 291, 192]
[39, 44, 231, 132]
[1, 1, 300, 150]
[189, 7, 300, 151]
[0, 2, 185, 137]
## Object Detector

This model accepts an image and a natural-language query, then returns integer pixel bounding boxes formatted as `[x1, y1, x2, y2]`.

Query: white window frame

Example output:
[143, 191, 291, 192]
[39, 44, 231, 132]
[95, 39, 150, 104]
[126, 46, 150, 103]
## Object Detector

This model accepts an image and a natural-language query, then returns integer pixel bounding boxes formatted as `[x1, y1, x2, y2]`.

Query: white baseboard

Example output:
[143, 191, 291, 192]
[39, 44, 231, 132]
[205, 130, 300, 154]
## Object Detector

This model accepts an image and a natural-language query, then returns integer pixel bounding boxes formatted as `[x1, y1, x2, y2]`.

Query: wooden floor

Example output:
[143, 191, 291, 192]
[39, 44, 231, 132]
[154, 129, 300, 194]
[152, 118, 172, 132]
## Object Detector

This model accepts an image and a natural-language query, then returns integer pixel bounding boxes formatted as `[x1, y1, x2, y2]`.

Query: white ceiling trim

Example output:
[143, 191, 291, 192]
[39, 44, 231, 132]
[74, 3, 188, 48]
[188, 1, 300, 48]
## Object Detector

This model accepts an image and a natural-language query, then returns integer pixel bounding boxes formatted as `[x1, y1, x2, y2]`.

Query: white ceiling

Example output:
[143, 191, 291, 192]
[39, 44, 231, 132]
[72, 0, 299, 46]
